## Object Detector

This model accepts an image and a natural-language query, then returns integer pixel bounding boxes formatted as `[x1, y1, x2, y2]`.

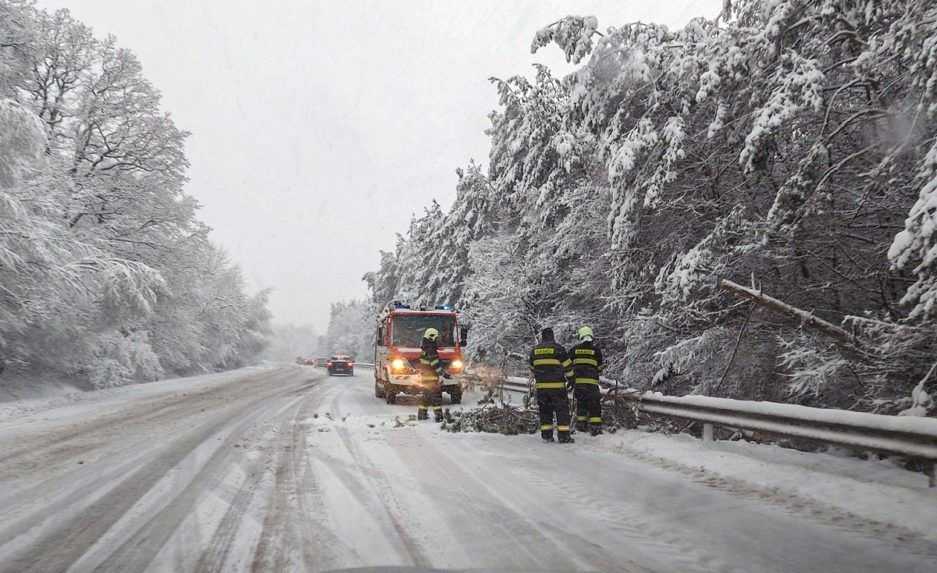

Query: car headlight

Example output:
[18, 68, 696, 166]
[391, 358, 406, 372]
[450, 359, 463, 371]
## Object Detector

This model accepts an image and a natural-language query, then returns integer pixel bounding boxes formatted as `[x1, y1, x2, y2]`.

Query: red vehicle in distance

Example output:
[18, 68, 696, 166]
[327, 354, 354, 376]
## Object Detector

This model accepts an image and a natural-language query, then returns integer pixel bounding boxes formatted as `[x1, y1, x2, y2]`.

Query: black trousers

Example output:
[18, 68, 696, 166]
[537, 389, 571, 439]
[419, 382, 442, 414]
[575, 385, 602, 430]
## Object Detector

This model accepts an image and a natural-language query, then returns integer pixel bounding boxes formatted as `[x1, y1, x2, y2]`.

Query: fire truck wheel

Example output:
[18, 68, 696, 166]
[385, 385, 397, 404]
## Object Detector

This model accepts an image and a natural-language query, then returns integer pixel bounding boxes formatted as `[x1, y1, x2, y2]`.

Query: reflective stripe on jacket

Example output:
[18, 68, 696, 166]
[569, 341, 604, 386]
[529, 342, 574, 390]
[415, 345, 445, 383]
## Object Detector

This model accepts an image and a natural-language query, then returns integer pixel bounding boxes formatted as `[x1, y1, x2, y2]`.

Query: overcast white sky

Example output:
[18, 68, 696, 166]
[39, 0, 721, 330]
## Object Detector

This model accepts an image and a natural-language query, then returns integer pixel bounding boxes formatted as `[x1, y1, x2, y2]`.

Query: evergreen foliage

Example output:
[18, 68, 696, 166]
[365, 1, 937, 415]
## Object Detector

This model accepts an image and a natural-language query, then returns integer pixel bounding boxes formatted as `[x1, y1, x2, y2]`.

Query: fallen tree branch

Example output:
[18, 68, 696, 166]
[718, 278, 856, 344]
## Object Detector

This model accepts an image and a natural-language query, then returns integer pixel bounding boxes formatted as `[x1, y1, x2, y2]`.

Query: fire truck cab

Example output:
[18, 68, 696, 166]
[374, 302, 467, 404]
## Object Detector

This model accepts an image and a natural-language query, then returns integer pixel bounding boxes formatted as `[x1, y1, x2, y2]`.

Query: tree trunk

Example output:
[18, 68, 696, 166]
[718, 278, 855, 344]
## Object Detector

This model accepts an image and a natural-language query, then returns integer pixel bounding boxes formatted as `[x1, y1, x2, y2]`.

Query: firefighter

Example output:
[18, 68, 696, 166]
[529, 327, 575, 443]
[569, 325, 604, 435]
[415, 327, 449, 422]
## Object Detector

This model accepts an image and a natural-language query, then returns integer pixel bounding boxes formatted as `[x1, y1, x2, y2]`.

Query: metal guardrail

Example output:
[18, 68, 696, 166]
[615, 391, 937, 487]
[502, 376, 530, 393]
[501, 375, 619, 394]
[467, 364, 937, 485]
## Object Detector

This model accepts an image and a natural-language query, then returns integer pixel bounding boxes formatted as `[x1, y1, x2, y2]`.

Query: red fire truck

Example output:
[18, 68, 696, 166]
[374, 302, 467, 404]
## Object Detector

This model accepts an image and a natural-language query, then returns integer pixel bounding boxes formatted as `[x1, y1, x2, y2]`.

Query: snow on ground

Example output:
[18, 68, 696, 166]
[585, 428, 937, 542]
[0, 364, 278, 423]
[0, 373, 85, 403]
[294, 379, 937, 572]
[3, 368, 937, 572]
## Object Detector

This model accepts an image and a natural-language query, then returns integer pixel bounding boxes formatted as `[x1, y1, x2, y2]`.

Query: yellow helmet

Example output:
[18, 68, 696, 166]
[577, 325, 594, 341]
[423, 328, 440, 342]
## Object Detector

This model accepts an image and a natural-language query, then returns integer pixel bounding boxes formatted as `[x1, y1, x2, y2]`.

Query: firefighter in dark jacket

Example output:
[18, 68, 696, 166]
[415, 327, 448, 422]
[529, 327, 575, 443]
[570, 325, 604, 435]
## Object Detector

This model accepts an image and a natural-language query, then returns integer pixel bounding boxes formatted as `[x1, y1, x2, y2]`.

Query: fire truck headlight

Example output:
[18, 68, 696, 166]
[391, 358, 406, 372]
[450, 359, 463, 371]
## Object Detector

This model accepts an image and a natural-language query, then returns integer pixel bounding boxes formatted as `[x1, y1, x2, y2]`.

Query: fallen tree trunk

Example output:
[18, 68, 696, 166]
[718, 278, 855, 344]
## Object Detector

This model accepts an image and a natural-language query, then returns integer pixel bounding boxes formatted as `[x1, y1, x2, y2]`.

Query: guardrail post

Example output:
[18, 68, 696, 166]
[702, 423, 714, 442]
[926, 462, 935, 488]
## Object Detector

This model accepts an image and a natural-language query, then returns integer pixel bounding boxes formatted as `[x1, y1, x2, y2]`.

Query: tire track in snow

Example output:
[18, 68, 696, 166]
[192, 448, 270, 573]
[92, 392, 312, 572]
[0, 399, 259, 569]
[250, 436, 293, 573]
[249, 393, 343, 573]
[0, 372, 300, 532]
[0, 369, 316, 573]
[285, 395, 349, 571]
[388, 430, 586, 571]
[612, 445, 937, 561]
[196, 383, 344, 573]
[0, 367, 302, 520]
[402, 430, 669, 573]
[0, 368, 295, 476]
[327, 395, 431, 568]
[5, 414, 247, 572]
[320, 375, 654, 571]
[517, 456, 736, 573]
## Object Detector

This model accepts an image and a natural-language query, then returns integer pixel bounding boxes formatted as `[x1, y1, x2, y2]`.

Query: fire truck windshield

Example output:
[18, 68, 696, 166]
[392, 314, 456, 347]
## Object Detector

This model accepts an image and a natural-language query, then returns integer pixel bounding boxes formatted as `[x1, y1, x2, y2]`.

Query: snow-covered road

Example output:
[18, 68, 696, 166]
[1, 366, 935, 572]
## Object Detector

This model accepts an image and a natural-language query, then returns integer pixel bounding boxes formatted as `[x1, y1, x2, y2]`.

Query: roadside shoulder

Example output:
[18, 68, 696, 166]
[590, 430, 937, 542]
[0, 365, 281, 425]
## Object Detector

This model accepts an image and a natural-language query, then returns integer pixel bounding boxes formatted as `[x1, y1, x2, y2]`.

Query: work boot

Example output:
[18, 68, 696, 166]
[558, 434, 575, 444]
[541, 434, 555, 443]
[590, 427, 603, 436]
[434, 410, 444, 423]
[417, 409, 428, 421]
[576, 421, 588, 433]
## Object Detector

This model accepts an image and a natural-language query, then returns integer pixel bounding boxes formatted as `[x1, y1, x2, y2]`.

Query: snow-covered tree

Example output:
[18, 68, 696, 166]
[323, 300, 372, 361]
[0, 3, 270, 388]
[364, 1, 937, 416]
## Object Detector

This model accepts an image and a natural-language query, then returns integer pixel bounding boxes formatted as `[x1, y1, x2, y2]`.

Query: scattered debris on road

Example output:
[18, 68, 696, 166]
[442, 403, 538, 435]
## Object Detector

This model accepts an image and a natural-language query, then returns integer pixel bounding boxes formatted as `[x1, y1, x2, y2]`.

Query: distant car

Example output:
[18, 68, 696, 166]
[327, 355, 354, 376]
[304, 357, 316, 365]
[315, 357, 330, 368]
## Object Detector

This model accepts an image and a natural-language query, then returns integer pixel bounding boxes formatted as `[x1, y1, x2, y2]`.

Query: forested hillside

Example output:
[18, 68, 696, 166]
[322, 300, 372, 361]
[364, 0, 937, 416]
[0, 2, 269, 389]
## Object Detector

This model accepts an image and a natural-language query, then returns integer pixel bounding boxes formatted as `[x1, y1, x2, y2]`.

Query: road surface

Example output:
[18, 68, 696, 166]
[0, 366, 934, 572]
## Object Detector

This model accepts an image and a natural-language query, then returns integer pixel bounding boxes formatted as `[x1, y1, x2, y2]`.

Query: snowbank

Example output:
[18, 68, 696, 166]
[595, 430, 937, 541]
[0, 365, 280, 422]
[0, 374, 86, 403]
